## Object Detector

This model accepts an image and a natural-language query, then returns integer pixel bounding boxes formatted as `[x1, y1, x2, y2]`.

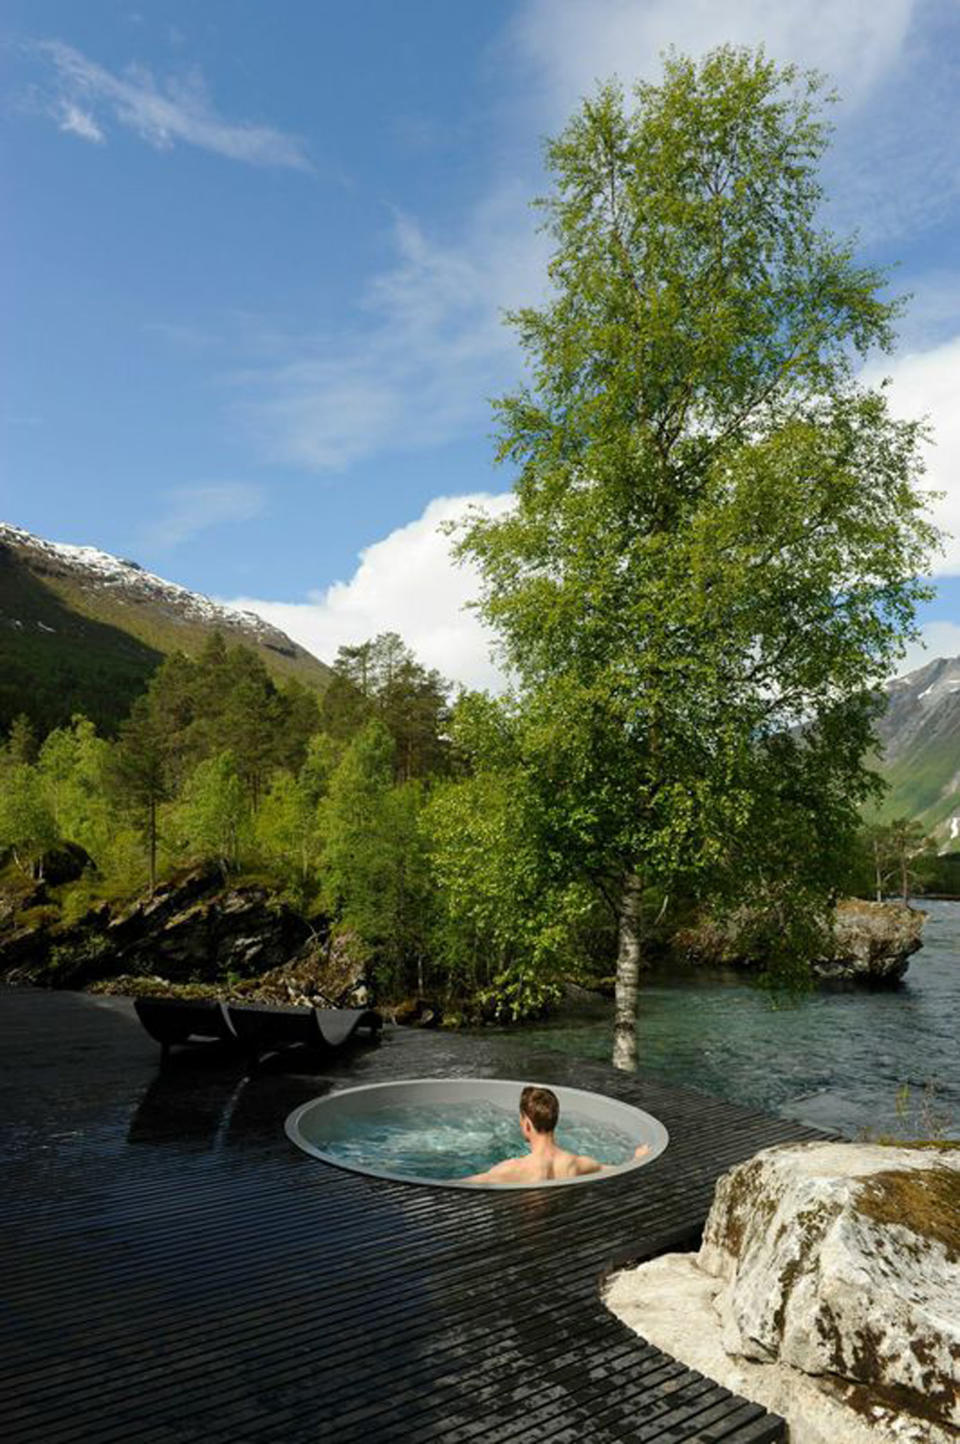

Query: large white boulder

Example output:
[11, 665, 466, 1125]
[698, 1141, 960, 1432]
[604, 1252, 937, 1444]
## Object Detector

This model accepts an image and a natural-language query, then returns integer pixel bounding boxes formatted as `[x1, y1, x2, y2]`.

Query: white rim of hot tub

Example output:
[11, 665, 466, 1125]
[285, 1077, 669, 1189]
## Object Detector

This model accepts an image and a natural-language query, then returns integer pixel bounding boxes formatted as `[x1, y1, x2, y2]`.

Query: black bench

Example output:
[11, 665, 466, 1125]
[133, 997, 238, 1060]
[226, 1002, 382, 1061]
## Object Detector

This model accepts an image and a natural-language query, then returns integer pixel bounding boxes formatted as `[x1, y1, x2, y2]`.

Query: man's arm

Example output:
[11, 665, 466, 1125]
[574, 1144, 651, 1176]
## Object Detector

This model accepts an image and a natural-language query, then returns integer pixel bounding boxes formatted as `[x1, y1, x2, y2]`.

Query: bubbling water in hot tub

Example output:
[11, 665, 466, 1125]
[317, 1097, 637, 1179]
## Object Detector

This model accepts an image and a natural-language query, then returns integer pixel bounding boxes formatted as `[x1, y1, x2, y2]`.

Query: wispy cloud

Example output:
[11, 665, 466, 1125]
[505, 0, 960, 249]
[223, 493, 514, 689]
[57, 102, 104, 143]
[228, 0, 957, 475]
[30, 39, 311, 170]
[896, 620, 960, 675]
[893, 271, 960, 351]
[820, 11, 960, 246]
[505, 0, 916, 123]
[142, 484, 265, 550]
[232, 187, 548, 470]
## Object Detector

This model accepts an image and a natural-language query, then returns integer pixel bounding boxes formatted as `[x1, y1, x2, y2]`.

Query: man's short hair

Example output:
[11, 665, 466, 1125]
[520, 1085, 559, 1134]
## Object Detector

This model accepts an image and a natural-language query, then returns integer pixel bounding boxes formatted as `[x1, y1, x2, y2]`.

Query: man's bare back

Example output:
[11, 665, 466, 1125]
[464, 1084, 649, 1185]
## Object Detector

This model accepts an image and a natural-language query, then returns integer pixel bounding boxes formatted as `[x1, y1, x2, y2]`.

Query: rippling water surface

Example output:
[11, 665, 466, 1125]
[498, 900, 960, 1139]
[314, 1100, 635, 1178]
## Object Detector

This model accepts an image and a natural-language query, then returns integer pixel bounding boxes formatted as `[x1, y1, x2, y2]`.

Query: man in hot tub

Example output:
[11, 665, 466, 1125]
[465, 1085, 649, 1184]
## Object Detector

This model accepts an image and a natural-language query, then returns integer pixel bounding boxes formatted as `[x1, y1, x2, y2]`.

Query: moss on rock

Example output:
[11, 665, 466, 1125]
[855, 1166, 960, 1263]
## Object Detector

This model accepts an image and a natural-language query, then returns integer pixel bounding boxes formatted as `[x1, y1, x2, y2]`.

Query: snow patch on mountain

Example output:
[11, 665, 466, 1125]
[0, 521, 284, 644]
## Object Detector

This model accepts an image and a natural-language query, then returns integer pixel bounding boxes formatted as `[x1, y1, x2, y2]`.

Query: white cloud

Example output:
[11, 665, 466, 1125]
[221, 480, 956, 693]
[57, 102, 104, 143]
[33, 40, 311, 169]
[506, 0, 916, 123]
[143, 483, 265, 549]
[863, 335, 960, 576]
[505, 0, 960, 249]
[231, 0, 951, 475]
[233, 189, 548, 470]
[222, 492, 514, 690]
[895, 620, 960, 676]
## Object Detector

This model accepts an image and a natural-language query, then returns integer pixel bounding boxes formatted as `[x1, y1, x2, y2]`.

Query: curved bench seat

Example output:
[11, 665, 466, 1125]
[134, 997, 382, 1064]
[226, 1002, 382, 1061]
[133, 998, 238, 1060]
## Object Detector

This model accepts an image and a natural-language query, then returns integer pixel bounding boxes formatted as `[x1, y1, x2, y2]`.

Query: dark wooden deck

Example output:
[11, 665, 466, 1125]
[0, 987, 825, 1443]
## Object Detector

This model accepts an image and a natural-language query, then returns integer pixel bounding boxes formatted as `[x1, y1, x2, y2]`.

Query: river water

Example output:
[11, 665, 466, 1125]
[492, 899, 960, 1140]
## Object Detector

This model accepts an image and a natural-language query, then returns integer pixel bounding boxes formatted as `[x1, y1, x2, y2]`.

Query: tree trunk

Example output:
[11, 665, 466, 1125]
[613, 871, 643, 1072]
[148, 797, 157, 897]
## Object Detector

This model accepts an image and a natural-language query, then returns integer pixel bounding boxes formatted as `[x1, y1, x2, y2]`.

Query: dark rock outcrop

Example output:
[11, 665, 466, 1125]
[236, 932, 372, 1009]
[0, 867, 313, 990]
[820, 900, 926, 983]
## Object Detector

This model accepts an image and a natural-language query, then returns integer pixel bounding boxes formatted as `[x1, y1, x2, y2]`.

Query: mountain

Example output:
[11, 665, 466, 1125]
[3, 518, 957, 845]
[875, 656, 960, 848]
[0, 521, 331, 736]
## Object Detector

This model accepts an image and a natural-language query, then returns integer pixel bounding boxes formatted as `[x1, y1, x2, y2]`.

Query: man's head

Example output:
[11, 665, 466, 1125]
[519, 1085, 559, 1141]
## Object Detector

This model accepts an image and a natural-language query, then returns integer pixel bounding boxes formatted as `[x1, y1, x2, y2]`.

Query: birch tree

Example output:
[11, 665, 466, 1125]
[458, 48, 938, 1068]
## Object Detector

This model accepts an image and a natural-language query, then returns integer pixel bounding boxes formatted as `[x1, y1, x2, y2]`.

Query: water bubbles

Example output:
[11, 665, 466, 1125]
[317, 1100, 635, 1180]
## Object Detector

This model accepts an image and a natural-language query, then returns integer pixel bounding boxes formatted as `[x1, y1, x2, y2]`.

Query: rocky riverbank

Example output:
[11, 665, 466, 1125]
[672, 898, 926, 983]
[0, 853, 928, 1010]
[0, 864, 372, 1006]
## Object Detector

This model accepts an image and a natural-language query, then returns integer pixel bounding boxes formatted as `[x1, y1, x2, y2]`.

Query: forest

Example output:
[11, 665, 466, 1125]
[0, 630, 607, 1018]
[0, 624, 954, 1022]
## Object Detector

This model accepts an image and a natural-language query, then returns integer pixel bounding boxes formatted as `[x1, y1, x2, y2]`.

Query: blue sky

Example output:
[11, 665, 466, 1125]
[3, 1, 960, 686]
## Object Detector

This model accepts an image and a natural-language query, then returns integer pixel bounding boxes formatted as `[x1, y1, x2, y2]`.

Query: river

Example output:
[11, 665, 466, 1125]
[485, 899, 960, 1140]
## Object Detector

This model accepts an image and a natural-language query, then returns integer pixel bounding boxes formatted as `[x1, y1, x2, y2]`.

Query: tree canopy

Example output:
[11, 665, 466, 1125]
[458, 47, 940, 1067]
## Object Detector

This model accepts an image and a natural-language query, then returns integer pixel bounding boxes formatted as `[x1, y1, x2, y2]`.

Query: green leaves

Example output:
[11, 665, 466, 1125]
[421, 755, 590, 1020]
[0, 762, 58, 876]
[319, 721, 432, 995]
[175, 751, 250, 875]
[457, 46, 940, 997]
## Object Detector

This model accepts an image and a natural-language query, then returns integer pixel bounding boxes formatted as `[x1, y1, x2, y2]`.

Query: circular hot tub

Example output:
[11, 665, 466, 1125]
[285, 1078, 668, 1189]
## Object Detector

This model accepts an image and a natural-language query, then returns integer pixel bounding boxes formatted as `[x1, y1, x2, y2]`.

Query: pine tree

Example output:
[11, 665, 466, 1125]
[106, 697, 171, 893]
[4, 714, 38, 766]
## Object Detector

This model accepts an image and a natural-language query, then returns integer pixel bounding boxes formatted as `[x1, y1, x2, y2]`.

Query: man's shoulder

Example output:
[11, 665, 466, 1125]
[485, 1155, 536, 1182]
[569, 1152, 602, 1177]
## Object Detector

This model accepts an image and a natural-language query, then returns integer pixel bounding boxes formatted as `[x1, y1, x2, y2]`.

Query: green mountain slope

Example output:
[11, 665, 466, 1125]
[0, 522, 331, 736]
[873, 657, 960, 849]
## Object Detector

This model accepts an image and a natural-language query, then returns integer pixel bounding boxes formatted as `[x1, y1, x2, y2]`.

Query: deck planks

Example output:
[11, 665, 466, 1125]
[0, 987, 824, 1443]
